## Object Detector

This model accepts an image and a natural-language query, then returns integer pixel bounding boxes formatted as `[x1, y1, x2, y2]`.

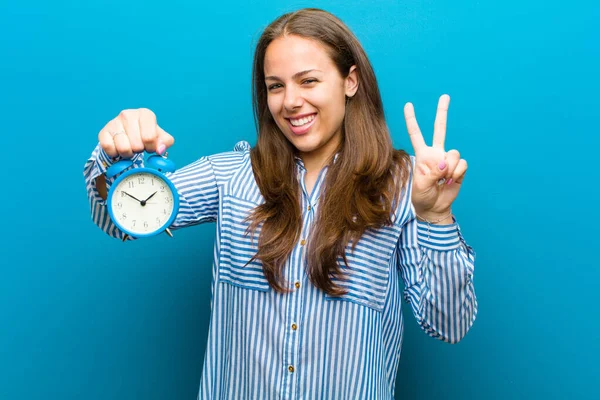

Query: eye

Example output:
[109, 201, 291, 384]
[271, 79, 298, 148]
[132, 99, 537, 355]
[302, 78, 318, 85]
[268, 83, 283, 91]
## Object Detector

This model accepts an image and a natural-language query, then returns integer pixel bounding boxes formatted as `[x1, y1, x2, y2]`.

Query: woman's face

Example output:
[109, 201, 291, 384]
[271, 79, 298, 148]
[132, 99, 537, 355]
[264, 35, 358, 164]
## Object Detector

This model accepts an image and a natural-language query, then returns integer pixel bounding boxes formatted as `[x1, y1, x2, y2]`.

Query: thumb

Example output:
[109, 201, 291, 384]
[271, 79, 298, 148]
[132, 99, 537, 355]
[156, 125, 175, 155]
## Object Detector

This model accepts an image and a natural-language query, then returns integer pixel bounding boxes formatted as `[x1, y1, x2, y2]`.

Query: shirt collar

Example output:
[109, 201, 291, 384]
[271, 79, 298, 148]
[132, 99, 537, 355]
[294, 152, 341, 171]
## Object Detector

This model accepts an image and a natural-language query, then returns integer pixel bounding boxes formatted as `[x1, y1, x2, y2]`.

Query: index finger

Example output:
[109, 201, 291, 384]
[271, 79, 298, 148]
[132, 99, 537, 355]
[404, 102, 426, 153]
[98, 119, 125, 158]
[432, 94, 450, 149]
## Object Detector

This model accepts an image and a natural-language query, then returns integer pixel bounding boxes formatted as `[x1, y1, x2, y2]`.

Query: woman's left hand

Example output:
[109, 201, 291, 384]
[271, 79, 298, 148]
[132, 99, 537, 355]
[403, 94, 467, 220]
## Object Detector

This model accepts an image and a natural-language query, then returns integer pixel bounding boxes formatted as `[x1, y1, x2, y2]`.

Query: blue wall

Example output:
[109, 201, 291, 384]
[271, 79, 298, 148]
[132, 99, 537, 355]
[1, 0, 598, 399]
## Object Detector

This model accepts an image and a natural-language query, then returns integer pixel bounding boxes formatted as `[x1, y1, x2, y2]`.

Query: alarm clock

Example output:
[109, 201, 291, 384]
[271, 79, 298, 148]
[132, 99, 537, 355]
[105, 152, 180, 241]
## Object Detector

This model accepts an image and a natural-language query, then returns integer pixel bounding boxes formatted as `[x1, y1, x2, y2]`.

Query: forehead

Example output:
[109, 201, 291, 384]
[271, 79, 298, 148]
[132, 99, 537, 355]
[264, 35, 335, 76]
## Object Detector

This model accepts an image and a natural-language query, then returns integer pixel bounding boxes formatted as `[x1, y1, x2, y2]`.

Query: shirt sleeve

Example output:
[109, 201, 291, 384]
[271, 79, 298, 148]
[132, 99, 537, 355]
[397, 216, 478, 344]
[83, 143, 219, 240]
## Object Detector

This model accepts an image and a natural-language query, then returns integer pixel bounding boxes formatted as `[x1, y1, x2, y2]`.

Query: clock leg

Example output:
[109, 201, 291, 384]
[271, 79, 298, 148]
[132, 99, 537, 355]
[122, 234, 129, 242]
[165, 228, 173, 238]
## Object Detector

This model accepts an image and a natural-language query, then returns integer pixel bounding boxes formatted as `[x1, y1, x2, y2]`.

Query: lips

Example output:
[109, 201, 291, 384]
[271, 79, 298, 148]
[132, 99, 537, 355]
[286, 113, 317, 135]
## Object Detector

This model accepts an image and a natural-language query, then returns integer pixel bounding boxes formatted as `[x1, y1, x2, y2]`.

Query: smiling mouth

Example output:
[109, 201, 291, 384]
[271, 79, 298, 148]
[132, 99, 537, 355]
[286, 113, 317, 135]
[288, 113, 316, 126]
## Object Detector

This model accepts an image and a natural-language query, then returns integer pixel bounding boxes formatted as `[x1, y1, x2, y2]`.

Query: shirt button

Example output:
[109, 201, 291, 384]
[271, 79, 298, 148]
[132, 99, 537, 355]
[307, 205, 311, 211]
[294, 281, 300, 289]
[300, 239, 306, 246]
[288, 365, 295, 373]
[291, 323, 297, 331]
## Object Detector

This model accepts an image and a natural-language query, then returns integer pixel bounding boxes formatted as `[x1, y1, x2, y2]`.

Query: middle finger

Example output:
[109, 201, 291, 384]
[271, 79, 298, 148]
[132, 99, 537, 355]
[121, 111, 144, 154]
[432, 94, 450, 149]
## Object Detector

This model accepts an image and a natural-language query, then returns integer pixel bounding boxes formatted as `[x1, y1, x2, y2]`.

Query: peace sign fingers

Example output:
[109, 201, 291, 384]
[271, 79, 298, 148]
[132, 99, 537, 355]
[406, 94, 465, 217]
[403, 102, 426, 154]
[404, 94, 451, 153]
[433, 94, 450, 149]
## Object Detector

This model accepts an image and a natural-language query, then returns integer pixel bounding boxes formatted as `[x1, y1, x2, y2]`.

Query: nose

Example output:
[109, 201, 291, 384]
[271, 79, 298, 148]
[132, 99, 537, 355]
[283, 85, 303, 111]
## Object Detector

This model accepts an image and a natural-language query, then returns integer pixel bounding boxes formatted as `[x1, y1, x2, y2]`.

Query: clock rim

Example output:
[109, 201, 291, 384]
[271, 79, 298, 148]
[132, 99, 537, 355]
[106, 167, 180, 238]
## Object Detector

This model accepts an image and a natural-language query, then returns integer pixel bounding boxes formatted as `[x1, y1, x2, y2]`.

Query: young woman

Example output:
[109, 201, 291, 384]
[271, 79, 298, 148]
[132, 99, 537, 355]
[84, 8, 477, 399]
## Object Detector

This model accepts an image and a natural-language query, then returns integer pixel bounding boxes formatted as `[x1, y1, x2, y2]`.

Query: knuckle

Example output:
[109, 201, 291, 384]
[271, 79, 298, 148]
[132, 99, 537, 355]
[119, 109, 137, 122]
[117, 148, 133, 158]
[99, 137, 111, 149]
[101, 144, 115, 157]
[99, 122, 114, 140]
[130, 143, 145, 153]
[141, 135, 157, 148]
[103, 149, 117, 157]
[113, 141, 125, 152]
[141, 127, 158, 142]
[138, 108, 156, 121]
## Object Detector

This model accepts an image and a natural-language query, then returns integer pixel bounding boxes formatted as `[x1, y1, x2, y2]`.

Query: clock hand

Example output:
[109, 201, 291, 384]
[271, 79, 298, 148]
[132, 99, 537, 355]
[143, 191, 158, 202]
[132, 191, 159, 206]
[122, 191, 143, 204]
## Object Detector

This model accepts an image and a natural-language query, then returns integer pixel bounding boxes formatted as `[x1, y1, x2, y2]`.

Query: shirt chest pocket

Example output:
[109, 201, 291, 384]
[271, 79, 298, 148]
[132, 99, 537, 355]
[218, 195, 271, 292]
[324, 225, 402, 312]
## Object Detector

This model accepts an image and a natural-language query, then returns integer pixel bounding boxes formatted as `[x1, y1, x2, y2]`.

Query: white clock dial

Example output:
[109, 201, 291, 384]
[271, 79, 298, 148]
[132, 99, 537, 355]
[110, 172, 175, 236]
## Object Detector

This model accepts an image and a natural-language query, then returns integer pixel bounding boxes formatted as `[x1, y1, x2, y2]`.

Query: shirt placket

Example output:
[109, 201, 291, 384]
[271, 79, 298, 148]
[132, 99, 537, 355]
[280, 163, 319, 399]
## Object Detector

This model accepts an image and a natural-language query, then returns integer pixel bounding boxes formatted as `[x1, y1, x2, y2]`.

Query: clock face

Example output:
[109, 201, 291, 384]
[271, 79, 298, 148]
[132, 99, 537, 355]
[109, 171, 176, 236]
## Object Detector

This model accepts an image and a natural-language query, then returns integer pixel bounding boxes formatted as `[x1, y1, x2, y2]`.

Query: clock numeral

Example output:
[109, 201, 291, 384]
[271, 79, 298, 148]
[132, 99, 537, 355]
[128, 181, 135, 189]
[156, 217, 161, 225]
[163, 209, 167, 215]
[121, 191, 126, 198]
[160, 185, 165, 192]
[151, 179, 155, 186]
[138, 177, 145, 185]
[143, 221, 149, 229]
[122, 213, 127, 220]
[164, 197, 171, 204]
[117, 202, 122, 209]
[132, 220, 136, 227]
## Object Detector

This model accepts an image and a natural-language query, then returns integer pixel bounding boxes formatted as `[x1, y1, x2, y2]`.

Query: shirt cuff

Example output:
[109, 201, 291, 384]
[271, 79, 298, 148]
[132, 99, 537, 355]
[94, 144, 143, 176]
[95, 146, 120, 175]
[417, 219, 462, 251]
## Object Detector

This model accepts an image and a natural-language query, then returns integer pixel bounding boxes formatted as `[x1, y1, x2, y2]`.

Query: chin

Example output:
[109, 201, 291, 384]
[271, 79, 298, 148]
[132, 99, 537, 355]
[287, 135, 321, 155]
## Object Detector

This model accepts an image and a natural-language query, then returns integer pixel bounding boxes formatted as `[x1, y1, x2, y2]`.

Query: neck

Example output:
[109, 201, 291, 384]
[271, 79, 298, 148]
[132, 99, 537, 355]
[300, 152, 331, 175]
[298, 131, 341, 174]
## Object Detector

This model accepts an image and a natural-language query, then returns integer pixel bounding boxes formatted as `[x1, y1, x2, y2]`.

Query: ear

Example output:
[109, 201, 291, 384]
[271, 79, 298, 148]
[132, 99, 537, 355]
[345, 65, 359, 97]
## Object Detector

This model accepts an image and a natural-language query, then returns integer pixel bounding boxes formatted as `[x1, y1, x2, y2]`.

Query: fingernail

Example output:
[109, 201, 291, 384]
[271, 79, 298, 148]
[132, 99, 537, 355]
[157, 142, 166, 155]
[446, 178, 453, 185]
[438, 160, 447, 170]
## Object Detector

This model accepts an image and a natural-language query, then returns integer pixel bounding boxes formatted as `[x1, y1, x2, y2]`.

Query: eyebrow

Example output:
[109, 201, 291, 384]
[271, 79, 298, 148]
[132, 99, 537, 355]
[264, 69, 323, 81]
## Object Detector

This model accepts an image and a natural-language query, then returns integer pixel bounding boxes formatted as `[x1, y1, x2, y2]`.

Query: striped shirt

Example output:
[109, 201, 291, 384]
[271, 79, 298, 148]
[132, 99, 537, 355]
[83, 141, 477, 399]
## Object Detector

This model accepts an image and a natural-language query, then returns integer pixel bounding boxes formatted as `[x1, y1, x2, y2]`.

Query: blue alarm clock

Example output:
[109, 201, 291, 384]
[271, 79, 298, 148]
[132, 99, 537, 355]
[105, 152, 180, 240]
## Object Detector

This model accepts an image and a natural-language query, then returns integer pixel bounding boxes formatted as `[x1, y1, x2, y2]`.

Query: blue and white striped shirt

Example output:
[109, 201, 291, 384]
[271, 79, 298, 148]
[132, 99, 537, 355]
[84, 141, 477, 399]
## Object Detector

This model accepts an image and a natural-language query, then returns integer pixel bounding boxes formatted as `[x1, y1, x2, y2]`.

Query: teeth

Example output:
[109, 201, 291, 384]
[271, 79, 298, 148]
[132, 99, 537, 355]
[290, 114, 315, 127]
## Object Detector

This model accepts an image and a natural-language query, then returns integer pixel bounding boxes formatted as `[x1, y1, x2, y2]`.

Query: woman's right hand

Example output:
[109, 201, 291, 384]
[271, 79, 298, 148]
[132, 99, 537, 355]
[98, 108, 175, 159]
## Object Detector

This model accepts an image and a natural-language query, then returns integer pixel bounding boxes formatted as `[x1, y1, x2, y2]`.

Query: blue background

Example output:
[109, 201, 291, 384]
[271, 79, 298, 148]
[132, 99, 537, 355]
[1, 0, 598, 399]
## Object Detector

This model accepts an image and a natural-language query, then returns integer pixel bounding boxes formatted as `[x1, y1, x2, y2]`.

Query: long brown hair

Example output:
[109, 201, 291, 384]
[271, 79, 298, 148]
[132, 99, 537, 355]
[248, 8, 411, 295]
